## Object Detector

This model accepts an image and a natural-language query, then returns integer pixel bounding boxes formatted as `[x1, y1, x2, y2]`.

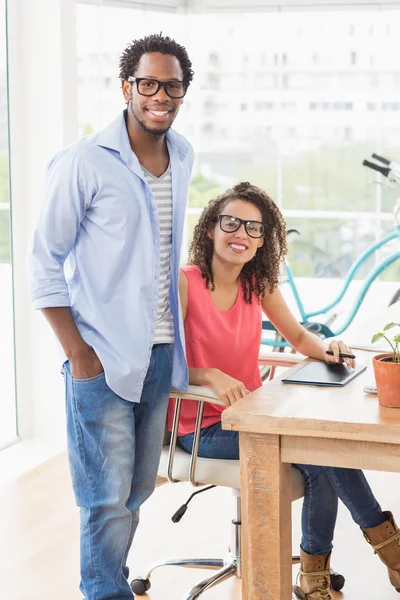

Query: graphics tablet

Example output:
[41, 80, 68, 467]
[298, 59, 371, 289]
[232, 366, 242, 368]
[281, 361, 367, 387]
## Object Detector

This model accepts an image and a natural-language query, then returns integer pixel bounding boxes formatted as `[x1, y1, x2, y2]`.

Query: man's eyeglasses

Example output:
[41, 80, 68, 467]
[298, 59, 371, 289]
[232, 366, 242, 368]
[218, 215, 265, 238]
[128, 76, 187, 99]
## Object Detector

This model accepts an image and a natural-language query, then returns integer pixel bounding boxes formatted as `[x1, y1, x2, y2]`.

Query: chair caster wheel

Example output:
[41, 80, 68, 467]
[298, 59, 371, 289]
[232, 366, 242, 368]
[130, 577, 151, 595]
[330, 571, 345, 592]
[292, 585, 306, 599]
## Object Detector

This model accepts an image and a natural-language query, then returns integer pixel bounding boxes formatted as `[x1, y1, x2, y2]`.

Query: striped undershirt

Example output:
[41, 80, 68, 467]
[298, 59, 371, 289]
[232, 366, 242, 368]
[142, 163, 175, 345]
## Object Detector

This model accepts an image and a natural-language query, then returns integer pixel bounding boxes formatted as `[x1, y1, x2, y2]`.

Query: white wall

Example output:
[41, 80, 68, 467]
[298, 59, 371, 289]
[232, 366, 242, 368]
[8, 0, 78, 443]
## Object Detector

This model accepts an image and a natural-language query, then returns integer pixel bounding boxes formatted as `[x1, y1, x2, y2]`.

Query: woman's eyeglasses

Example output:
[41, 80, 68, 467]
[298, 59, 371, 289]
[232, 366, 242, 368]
[218, 215, 265, 238]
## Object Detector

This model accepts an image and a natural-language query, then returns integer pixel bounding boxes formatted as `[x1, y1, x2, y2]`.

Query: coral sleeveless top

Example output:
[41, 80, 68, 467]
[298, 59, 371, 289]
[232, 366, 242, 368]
[167, 264, 262, 436]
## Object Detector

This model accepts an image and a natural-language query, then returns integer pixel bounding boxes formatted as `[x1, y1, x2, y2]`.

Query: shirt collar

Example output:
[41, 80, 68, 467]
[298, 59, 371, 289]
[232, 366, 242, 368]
[96, 110, 191, 166]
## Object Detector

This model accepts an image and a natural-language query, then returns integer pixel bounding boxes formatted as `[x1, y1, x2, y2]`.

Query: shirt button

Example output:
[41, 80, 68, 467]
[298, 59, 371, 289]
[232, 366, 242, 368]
[152, 310, 157, 316]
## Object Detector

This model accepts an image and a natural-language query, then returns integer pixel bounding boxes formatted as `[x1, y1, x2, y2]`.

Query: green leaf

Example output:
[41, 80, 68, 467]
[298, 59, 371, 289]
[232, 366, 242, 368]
[394, 335, 400, 344]
[383, 322, 399, 331]
[371, 332, 384, 343]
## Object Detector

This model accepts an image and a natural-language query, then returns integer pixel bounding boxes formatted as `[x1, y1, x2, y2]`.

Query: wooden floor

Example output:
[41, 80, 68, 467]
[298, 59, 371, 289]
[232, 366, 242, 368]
[1, 452, 400, 599]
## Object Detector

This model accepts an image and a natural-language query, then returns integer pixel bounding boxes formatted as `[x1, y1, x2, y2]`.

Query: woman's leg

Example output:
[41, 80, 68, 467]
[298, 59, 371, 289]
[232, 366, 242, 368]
[293, 464, 339, 556]
[178, 421, 239, 459]
[324, 466, 385, 528]
[324, 467, 400, 591]
[294, 464, 385, 556]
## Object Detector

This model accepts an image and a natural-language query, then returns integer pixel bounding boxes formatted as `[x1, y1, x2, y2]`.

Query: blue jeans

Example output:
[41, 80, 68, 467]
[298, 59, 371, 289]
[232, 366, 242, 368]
[179, 421, 385, 555]
[63, 343, 173, 600]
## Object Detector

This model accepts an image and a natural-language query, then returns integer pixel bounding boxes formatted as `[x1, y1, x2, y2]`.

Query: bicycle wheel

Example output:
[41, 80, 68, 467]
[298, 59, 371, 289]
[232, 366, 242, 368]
[389, 288, 400, 306]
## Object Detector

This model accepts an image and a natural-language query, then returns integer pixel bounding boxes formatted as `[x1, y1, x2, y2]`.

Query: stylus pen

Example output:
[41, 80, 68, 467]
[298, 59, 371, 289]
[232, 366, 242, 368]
[326, 350, 356, 359]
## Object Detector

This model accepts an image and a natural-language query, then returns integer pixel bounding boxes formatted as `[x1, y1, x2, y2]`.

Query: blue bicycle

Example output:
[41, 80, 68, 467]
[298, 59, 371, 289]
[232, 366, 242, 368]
[262, 153, 400, 351]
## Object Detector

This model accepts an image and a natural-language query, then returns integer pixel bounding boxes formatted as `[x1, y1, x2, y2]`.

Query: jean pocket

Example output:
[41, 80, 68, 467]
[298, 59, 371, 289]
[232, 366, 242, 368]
[71, 370, 110, 413]
[72, 371, 106, 384]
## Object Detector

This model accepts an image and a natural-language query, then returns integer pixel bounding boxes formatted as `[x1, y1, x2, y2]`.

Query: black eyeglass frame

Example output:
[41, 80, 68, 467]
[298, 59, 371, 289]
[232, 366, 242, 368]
[218, 214, 265, 238]
[127, 76, 187, 98]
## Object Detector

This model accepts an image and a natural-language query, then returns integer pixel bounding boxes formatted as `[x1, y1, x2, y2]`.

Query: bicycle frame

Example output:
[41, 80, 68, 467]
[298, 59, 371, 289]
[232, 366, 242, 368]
[262, 225, 400, 346]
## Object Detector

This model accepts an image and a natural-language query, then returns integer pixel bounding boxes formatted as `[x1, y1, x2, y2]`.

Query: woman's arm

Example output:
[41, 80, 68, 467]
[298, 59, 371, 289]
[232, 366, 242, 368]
[261, 287, 355, 368]
[179, 269, 250, 405]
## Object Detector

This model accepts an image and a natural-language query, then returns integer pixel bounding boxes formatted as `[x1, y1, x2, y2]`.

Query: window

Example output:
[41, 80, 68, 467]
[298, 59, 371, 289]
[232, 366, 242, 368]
[255, 101, 274, 110]
[382, 102, 400, 111]
[0, 0, 17, 449]
[208, 53, 219, 67]
[201, 122, 214, 134]
[254, 72, 275, 90]
[205, 72, 220, 90]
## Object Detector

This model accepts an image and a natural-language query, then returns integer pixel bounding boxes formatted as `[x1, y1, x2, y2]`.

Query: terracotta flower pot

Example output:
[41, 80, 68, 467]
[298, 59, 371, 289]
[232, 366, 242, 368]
[372, 353, 400, 408]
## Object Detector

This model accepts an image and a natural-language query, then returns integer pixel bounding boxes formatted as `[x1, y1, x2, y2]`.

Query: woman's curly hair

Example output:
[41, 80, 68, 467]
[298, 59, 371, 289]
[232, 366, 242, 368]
[188, 182, 288, 303]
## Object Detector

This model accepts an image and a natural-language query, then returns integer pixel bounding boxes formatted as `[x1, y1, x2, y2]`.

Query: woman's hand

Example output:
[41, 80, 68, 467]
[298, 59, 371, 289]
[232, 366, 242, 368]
[206, 369, 251, 407]
[325, 339, 356, 369]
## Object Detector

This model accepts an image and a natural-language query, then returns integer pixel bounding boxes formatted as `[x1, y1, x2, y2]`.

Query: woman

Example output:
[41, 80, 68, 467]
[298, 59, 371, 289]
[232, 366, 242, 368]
[168, 182, 400, 599]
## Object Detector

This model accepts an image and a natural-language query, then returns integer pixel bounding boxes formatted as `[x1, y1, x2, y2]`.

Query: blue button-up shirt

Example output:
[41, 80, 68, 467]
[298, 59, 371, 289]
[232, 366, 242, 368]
[28, 111, 194, 402]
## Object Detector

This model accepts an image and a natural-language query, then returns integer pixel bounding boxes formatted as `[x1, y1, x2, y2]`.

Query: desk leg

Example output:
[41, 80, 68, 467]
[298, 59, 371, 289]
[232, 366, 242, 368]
[240, 432, 293, 600]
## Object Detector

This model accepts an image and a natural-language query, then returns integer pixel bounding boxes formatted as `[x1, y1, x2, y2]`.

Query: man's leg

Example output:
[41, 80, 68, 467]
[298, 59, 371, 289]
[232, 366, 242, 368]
[64, 363, 137, 600]
[122, 343, 174, 581]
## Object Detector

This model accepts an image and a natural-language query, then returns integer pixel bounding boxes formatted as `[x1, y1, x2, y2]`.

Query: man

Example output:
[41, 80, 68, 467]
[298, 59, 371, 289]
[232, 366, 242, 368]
[28, 34, 194, 599]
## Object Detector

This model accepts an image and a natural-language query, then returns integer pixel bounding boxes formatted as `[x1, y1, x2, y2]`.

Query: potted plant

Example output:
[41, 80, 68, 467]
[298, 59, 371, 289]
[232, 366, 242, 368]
[371, 322, 400, 408]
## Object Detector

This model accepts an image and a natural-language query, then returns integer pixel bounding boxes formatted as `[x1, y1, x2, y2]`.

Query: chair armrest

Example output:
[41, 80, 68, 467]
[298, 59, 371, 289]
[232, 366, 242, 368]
[258, 347, 305, 368]
[170, 385, 225, 406]
[168, 386, 225, 486]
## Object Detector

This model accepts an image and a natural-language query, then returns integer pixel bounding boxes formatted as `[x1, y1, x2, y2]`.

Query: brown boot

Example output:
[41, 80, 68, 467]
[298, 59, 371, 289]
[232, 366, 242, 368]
[362, 511, 400, 592]
[293, 548, 333, 599]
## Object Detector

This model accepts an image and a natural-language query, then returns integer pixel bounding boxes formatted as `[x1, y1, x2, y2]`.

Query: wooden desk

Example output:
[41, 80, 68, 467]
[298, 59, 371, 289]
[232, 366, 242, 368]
[222, 350, 400, 600]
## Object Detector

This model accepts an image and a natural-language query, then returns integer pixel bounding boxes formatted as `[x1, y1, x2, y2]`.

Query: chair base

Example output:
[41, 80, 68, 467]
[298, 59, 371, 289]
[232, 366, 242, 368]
[130, 555, 237, 598]
[130, 553, 304, 599]
[182, 560, 237, 600]
[130, 493, 309, 599]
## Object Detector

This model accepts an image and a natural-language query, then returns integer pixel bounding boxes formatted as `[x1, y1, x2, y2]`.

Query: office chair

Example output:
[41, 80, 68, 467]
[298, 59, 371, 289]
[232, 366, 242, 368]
[130, 351, 345, 599]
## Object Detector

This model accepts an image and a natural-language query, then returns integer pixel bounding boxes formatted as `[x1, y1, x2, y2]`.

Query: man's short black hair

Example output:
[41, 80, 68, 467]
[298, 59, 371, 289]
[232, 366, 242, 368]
[119, 33, 194, 87]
